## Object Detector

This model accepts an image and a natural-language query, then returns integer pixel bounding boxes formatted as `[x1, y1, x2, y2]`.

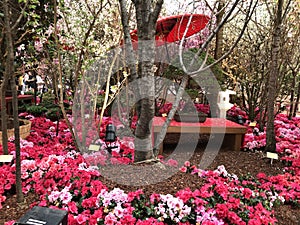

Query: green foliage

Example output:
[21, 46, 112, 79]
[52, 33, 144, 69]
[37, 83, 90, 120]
[96, 94, 105, 108]
[163, 48, 224, 78]
[185, 89, 199, 99]
[26, 105, 48, 117]
[23, 92, 63, 120]
[18, 103, 29, 113]
[162, 48, 225, 88]
[131, 194, 154, 220]
[24, 91, 34, 95]
[37, 93, 64, 121]
[45, 106, 63, 121]
[163, 64, 185, 80]
[41, 92, 56, 108]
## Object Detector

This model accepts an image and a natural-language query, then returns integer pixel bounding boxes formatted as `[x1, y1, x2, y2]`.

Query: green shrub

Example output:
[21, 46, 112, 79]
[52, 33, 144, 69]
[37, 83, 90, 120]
[45, 106, 63, 121]
[40, 92, 56, 108]
[26, 105, 48, 116]
[185, 89, 199, 100]
[18, 103, 30, 113]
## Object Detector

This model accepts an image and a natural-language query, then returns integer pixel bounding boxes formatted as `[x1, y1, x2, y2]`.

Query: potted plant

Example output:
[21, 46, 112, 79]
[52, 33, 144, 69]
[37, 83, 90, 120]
[0, 116, 32, 143]
[174, 100, 207, 123]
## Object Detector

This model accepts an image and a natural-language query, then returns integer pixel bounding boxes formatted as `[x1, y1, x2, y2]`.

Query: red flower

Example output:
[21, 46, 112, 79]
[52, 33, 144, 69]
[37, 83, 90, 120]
[215, 203, 229, 218]
[242, 188, 253, 199]
[68, 201, 78, 214]
[81, 197, 98, 209]
[256, 172, 267, 180]
[176, 188, 193, 203]
[75, 214, 88, 224]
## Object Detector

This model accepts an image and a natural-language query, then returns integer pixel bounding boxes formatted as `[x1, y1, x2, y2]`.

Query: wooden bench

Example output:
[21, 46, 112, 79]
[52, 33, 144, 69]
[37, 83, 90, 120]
[153, 116, 247, 154]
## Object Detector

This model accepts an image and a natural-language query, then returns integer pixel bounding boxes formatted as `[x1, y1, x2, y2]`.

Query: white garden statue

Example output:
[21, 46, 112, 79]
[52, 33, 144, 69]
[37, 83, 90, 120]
[217, 90, 236, 118]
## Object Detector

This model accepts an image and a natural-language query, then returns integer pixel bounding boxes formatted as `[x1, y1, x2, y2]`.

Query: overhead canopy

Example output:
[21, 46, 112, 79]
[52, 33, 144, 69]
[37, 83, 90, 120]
[122, 14, 210, 49]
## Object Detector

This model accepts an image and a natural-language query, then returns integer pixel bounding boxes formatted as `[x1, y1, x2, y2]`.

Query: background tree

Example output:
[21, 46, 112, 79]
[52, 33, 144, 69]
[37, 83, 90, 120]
[265, 0, 292, 152]
[6, 0, 122, 151]
[222, 0, 296, 137]
[153, 0, 257, 156]
[53, 0, 122, 149]
[222, 2, 274, 123]
[284, 5, 300, 119]
[0, 0, 36, 203]
[115, 0, 258, 160]
[214, 0, 225, 60]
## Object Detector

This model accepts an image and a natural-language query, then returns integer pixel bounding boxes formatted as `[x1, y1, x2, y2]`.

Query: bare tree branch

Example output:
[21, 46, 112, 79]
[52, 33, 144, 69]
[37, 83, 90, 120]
[182, 0, 258, 76]
[11, 1, 29, 31]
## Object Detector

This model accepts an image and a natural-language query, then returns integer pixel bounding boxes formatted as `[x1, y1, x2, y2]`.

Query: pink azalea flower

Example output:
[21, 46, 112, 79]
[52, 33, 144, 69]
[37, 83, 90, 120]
[68, 201, 78, 214]
[75, 214, 88, 224]
[166, 159, 178, 167]
[4, 221, 15, 225]
[180, 166, 187, 173]
[184, 161, 190, 167]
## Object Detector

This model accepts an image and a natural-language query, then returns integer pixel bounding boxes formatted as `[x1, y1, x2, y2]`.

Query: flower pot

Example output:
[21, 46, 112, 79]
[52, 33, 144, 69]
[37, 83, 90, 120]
[0, 119, 31, 143]
[174, 112, 207, 123]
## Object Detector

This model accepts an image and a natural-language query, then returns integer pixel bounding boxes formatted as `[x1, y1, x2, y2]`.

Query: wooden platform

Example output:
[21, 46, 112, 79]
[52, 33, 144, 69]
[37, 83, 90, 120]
[1, 95, 34, 114]
[153, 116, 247, 154]
[3, 94, 34, 103]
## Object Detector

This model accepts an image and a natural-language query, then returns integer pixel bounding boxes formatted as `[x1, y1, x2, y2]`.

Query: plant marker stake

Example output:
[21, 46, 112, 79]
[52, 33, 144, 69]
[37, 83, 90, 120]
[266, 152, 278, 165]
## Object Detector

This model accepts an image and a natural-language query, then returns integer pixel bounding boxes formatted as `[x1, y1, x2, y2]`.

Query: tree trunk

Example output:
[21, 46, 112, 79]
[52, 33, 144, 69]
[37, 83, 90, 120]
[248, 89, 255, 121]
[1, 0, 11, 155]
[134, 73, 155, 161]
[265, 0, 283, 153]
[293, 81, 300, 117]
[132, 0, 163, 162]
[53, 0, 79, 151]
[133, 44, 156, 162]
[241, 86, 246, 109]
[258, 105, 265, 131]
[0, 79, 9, 155]
[214, 0, 225, 60]
[288, 73, 296, 120]
[11, 79, 23, 203]
[3, 0, 24, 202]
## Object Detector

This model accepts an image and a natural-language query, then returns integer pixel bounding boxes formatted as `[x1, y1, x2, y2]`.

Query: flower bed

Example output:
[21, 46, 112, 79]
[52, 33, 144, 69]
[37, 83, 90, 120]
[242, 113, 300, 175]
[0, 113, 299, 225]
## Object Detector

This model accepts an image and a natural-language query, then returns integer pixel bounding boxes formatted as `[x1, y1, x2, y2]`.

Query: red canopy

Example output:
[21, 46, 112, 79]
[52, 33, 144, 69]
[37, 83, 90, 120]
[123, 14, 210, 49]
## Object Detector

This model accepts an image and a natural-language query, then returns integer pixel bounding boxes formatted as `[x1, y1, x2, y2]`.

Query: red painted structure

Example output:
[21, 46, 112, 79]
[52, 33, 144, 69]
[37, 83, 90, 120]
[1, 95, 34, 115]
[153, 116, 247, 154]
[121, 14, 210, 49]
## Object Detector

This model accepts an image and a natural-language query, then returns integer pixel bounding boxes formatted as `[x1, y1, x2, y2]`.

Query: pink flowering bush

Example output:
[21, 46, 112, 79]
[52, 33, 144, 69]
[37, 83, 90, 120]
[0, 112, 299, 225]
[226, 105, 248, 122]
[242, 113, 300, 175]
[157, 102, 247, 119]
